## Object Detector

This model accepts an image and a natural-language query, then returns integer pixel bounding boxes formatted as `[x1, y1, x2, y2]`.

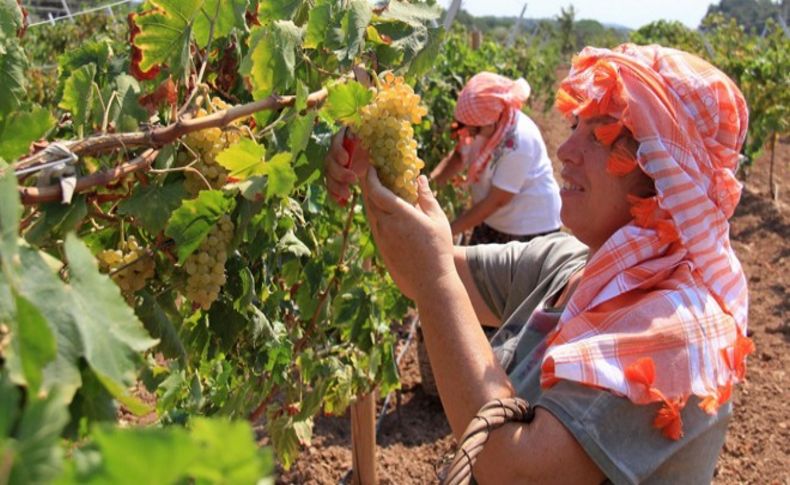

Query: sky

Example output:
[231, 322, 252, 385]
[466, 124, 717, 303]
[452, 0, 714, 30]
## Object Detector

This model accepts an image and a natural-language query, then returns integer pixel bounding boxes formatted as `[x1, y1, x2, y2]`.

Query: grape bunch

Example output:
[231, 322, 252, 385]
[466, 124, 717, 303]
[183, 215, 234, 310]
[97, 236, 155, 294]
[180, 97, 243, 195]
[356, 73, 428, 203]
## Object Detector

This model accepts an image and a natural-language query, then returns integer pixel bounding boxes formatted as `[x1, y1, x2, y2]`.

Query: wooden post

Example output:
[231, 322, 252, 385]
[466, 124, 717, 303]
[470, 30, 482, 50]
[351, 391, 377, 485]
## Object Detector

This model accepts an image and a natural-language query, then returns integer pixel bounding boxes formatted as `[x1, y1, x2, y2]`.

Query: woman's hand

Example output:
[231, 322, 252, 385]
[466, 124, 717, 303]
[360, 169, 455, 301]
[325, 129, 370, 205]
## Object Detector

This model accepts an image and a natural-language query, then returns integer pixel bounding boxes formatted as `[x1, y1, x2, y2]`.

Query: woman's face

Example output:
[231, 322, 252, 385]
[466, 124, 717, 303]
[557, 115, 654, 253]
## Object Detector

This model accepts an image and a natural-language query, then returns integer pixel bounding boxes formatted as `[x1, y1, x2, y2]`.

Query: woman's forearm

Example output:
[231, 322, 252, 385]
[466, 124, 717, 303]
[414, 270, 514, 438]
[430, 151, 464, 186]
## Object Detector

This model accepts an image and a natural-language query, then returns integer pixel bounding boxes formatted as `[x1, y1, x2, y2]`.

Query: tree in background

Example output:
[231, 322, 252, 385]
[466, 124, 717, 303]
[557, 5, 576, 54]
[702, 0, 788, 33]
[630, 20, 706, 56]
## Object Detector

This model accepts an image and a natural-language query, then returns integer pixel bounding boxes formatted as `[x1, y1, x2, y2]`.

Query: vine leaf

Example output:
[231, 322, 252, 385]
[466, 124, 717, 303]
[59, 418, 272, 482]
[7, 390, 70, 485]
[288, 114, 314, 157]
[132, 0, 247, 77]
[276, 230, 310, 257]
[242, 21, 303, 102]
[0, 106, 56, 161]
[258, 0, 301, 22]
[0, 39, 27, 117]
[0, 0, 24, 39]
[5, 290, 57, 394]
[320, 80, 372, 126]
[109, 74, 149, 133]
[0, 159, 20, 265]
[58, 63, 97, 135]
[377, 0, 442, 27]
[215, 138, 266, 180]
[304, 0, 332, 49]
[332, 0, 371, 65]
[118, 183, 187, 235]
[262, 152, 297, 200]
[165, 190, 234, 264]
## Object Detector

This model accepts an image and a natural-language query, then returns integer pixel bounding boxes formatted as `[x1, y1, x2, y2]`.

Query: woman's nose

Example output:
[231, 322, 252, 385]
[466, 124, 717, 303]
[557, 131, 581, 165]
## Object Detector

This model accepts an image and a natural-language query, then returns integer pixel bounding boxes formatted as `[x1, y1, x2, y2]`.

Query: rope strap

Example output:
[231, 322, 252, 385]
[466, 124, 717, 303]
[439, 397, 533, 485]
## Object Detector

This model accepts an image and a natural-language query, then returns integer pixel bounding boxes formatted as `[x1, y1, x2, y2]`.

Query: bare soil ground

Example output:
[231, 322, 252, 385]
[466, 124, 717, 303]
[278, 107, 789, 484]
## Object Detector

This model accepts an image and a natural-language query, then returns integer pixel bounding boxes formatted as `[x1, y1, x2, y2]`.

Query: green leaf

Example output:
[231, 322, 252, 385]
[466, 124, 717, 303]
[165, 190, 234, 264]
[288, 114, 314, 156]
[378, 0, 442, 27]
[134, 0, 248, 75]
[262, 152, 297, 200]
[6, 290, 57, 393]
[244, 21, 303, 101]
[189, 418, 272, 482]
[0, 372, 20, 437]
[0, 106, 56, 161]
[132, 0, 198, 76]
[268, 414, 300, 470]
[63, 233, 158, 388]
[321, 80, 372, 126]
[304, 0, 332, 49]
[332, 0, 371, 64]
[258, 0, 302, 22]
[135, 290, 187, 360]
[91, 425, 198, 484]
[24, 197, 88, 246]
[406, 27, 444, 81]
[62, 418, 273, 484]
[192, 0, 248, 47]
[56, 40, 112, 102]
[110, 75, 149, 133]
[58, 63, 97, 134]
[215, 138, 266, 180]
[0, 40, 26, 117]
[295, 79, 309, 112]
[117, 183, 187, 235]
[276, 230, 310, 257]
[0, 159, 20, 267]
[0, 0, 22, 39]
[9, 391, 69, 485]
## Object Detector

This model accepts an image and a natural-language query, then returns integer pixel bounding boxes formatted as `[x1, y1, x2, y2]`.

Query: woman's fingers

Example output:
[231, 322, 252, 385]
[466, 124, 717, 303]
[363, 167, 413, 215]
[415, 175, 444, 219]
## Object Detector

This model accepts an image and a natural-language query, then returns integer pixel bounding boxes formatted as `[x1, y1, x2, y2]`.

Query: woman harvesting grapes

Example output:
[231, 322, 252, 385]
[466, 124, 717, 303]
[326, 43, 754, 483]
[430, 72, 562, 244]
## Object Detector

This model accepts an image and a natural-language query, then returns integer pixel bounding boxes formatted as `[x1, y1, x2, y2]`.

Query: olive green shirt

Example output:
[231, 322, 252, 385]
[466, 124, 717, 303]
[466, 233, 730, 484]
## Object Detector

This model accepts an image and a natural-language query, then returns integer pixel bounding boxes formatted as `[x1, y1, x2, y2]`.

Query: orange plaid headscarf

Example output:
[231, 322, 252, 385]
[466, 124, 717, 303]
[543, 44, 754, 439]
[454, 72, 531, 182]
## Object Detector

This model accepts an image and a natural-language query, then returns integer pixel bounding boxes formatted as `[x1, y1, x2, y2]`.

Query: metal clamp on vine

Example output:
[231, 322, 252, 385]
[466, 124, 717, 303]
[438, 397, 534, 485]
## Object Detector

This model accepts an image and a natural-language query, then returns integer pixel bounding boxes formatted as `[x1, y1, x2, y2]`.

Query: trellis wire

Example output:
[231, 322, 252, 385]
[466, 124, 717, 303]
[25, 0, 131, 28]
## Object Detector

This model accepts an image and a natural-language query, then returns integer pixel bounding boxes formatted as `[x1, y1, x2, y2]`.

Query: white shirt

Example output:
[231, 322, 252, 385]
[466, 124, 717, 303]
[465, 111, 562, 236]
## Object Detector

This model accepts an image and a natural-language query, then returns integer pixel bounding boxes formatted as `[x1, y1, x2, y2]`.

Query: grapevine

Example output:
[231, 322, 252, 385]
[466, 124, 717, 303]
[356, 73, 427, 203]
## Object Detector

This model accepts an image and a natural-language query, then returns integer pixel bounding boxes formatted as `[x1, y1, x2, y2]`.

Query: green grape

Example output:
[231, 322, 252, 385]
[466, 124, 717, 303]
[180, 98, 245, 195]
[97, 236, 155, 294]
[356, 73, 427, 203]
[183, 215, 234, 310]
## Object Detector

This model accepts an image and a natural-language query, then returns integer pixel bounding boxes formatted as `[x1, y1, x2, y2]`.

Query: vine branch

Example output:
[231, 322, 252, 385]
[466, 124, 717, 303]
[15, 87, 330, 170]
[19, 149, 159, 204]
